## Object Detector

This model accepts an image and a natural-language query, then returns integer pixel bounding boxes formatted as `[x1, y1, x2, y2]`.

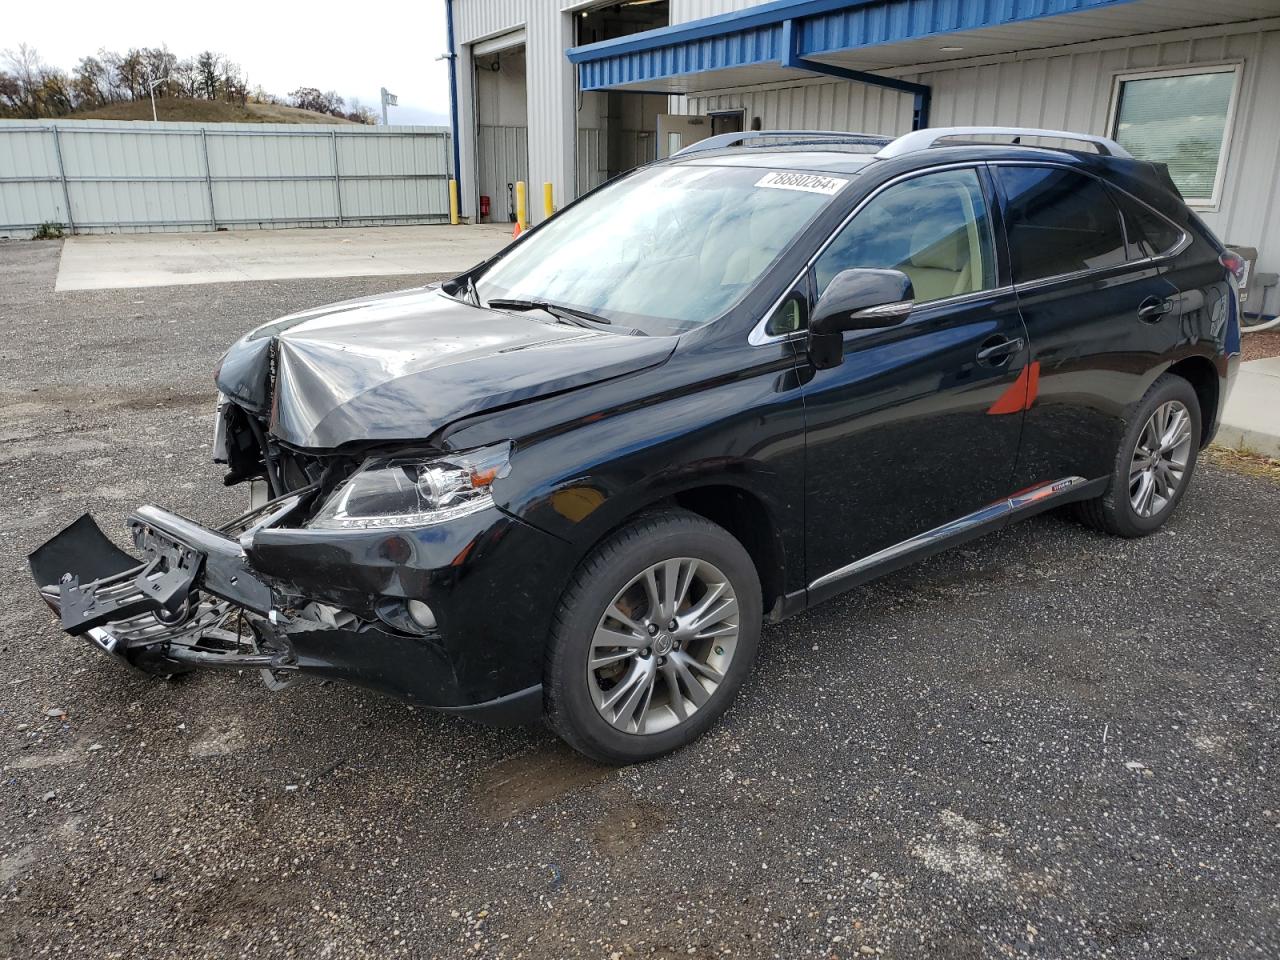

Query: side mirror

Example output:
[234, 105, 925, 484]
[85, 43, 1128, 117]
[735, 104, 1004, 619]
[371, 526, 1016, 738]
[808, 268, 915, 370]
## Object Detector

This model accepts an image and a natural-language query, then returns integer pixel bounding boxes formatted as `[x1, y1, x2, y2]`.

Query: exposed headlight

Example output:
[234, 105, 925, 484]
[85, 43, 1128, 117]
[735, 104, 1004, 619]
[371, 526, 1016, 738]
[309, 443, 511, 530]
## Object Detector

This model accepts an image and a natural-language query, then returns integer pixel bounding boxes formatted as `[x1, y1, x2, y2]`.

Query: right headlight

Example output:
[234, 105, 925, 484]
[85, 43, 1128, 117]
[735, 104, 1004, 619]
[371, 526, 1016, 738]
[309, 443, 511, 530]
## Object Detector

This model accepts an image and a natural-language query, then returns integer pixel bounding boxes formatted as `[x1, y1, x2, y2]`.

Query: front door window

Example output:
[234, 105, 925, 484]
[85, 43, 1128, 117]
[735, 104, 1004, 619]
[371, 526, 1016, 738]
[814, 168, 997, 303]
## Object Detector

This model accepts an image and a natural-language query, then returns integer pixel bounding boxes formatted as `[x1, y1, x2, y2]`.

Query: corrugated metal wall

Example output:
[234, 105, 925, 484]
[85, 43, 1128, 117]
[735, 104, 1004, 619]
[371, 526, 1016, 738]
[0, 119, 452, 236]
[477, 125, 530, 221]
[671, 0, 757, 23]
[682, 20, 1280, 309]
[576, 127, 608, 194]
[452, 1, 579, 223]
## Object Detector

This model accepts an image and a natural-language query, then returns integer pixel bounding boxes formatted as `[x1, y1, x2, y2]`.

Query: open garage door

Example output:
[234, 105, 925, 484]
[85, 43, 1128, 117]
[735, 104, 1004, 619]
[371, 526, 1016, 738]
[574, 2, 670, 194]
[474, 42, 528, 224]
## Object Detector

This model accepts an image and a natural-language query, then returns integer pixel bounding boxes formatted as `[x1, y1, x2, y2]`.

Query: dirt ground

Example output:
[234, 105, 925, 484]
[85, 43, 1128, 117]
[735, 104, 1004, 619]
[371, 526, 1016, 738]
[1, 239, 1278, 960]
[1240, 327, 1280, 363]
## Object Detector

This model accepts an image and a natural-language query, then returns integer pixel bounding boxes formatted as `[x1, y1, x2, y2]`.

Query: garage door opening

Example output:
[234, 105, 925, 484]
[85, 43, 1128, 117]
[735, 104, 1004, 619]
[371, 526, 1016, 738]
[474, 42, 528, 224]
[575, 2, 670, 193]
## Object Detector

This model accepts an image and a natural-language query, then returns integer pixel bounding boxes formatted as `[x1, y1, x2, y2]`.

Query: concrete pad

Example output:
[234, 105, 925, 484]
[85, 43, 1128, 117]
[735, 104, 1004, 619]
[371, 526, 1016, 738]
[1218, 357, 1280, 458]
[54, 224, 513, 291]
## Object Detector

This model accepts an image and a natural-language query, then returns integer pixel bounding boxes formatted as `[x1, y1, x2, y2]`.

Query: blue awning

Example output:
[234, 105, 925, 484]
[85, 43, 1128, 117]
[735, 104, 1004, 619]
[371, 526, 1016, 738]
[567, 0, 1145, 94]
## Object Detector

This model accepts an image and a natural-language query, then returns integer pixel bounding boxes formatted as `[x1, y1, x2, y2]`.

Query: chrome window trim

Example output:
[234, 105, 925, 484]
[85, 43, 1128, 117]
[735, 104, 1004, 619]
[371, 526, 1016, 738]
[749, 158, 1193, 347]
[808, 477, 1088, 592]
[748, 161, 992, 346]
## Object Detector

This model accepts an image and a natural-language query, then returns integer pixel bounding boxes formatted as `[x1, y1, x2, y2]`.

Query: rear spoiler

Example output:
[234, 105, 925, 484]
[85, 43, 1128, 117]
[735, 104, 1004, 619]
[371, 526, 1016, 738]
[1148, 161, 1183, 201]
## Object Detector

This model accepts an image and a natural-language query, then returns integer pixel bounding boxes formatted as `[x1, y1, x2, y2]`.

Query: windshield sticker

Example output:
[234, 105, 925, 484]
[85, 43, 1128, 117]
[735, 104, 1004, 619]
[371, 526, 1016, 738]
[755, 171, 848, 195]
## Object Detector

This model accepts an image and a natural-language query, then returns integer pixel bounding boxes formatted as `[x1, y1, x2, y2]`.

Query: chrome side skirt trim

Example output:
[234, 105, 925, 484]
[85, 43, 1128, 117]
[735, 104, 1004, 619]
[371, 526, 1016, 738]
[808, 476, 1088, 592]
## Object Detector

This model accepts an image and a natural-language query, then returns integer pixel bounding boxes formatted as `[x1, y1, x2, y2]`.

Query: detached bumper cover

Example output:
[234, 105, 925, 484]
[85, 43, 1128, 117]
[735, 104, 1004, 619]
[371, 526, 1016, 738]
[28, 494, 574, 724]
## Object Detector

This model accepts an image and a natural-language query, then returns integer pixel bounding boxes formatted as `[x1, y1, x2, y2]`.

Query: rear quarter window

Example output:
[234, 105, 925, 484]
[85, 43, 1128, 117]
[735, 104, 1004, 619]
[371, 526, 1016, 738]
[1112, 189, 1184, 258]
[997, 166, 1127, 283]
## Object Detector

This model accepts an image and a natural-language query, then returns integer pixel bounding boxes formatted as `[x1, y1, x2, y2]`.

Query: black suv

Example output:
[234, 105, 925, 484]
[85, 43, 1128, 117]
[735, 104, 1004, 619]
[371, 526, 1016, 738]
[31, 127, 1242, 763]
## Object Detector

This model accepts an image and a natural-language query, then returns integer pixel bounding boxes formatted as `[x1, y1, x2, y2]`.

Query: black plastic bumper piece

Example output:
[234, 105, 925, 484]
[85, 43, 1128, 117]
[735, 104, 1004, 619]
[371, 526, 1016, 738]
[29, 507, 278, 636]
[28, 514, 202, 634]
[127, 505, 275, 615]
[435, 683, 543, 726]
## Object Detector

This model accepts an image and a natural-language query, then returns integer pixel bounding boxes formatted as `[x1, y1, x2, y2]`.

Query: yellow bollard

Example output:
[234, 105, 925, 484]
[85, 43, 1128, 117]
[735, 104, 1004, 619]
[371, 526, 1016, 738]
[515, 180, 528, 231]
[448, 179, 459, 226]
[543, 182, 555, 219]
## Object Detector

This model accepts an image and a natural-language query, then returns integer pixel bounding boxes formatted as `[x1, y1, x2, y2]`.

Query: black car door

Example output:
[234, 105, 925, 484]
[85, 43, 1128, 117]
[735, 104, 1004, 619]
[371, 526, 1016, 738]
[796, 165, 1029, 595]
[993, 164, 1182, 487]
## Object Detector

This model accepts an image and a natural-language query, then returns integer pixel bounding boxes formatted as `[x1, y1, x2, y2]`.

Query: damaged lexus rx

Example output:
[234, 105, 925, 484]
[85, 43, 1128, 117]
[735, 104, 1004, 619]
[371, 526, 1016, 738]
[30, 128, 1241, 764]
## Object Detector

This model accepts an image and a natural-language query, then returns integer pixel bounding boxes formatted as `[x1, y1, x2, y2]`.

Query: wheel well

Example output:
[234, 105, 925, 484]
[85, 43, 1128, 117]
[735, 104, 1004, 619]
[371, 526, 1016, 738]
[670, 485, 785, 615]
[1165, 356, 1219, 447]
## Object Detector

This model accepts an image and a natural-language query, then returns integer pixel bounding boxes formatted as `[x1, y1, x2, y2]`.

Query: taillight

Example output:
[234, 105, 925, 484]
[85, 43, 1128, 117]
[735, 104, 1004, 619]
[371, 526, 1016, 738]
[1219, 251, 1247, 283]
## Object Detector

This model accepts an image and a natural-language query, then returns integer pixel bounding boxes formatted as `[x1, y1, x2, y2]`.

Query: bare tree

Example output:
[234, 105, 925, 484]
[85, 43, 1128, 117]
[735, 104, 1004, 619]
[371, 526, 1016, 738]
[0, 42, 365, 120]
[71, 55, 111, 108]
[3, 43, 44, 116]
[0, 71, 23, 117]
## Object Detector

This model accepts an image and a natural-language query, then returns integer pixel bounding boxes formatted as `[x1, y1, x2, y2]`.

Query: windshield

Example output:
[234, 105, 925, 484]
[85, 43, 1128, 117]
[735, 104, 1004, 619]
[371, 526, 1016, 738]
[475, 164, 847, 336]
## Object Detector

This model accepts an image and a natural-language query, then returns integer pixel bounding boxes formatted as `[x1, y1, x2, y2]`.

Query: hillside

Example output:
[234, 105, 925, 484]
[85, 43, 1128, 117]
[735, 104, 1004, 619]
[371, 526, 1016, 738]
[68, 99, 362, 125]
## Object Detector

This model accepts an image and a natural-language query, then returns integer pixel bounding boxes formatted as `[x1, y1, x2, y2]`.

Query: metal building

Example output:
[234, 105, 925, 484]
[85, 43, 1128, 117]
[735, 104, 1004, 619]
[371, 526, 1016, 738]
[446, 0, 1280, 315]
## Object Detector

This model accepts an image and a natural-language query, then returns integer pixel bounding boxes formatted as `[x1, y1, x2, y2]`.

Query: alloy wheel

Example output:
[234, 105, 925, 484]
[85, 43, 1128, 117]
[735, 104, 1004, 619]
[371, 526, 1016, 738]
[1129, 399, 1193, 518]
[587, 557, 740, 735]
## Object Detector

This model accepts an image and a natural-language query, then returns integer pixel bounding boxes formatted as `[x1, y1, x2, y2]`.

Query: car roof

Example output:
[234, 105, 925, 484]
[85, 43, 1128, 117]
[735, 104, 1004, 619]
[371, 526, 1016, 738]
[664, 127, 1162, 183]
[675, 149, 883, 175]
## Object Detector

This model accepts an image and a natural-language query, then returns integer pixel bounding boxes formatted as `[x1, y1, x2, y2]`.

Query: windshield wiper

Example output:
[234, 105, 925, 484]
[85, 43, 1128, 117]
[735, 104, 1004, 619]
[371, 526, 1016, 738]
[487, 298, 612, 328]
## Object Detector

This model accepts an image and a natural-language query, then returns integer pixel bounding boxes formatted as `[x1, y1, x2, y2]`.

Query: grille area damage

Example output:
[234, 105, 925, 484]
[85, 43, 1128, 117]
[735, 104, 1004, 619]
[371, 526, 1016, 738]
[28, 490, 350, 689]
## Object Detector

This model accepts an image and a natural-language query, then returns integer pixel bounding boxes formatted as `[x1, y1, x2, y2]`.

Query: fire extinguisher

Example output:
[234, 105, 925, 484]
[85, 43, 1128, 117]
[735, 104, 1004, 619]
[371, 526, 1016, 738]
[479, 195, 491, 221]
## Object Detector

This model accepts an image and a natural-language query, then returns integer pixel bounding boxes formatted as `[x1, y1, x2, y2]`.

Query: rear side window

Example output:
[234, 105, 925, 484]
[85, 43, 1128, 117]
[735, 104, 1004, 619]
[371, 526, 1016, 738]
[997, 166, 1126, 283]
[1112, 190, 1183, 259]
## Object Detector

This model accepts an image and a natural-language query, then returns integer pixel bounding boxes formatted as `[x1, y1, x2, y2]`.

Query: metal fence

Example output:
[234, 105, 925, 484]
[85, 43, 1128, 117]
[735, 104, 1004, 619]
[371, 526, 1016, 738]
[0, 119, 453, 236]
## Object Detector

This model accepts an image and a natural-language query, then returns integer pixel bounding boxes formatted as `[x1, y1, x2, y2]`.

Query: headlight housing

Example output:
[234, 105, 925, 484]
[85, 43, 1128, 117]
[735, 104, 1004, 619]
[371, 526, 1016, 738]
[309, 443, 511, 530]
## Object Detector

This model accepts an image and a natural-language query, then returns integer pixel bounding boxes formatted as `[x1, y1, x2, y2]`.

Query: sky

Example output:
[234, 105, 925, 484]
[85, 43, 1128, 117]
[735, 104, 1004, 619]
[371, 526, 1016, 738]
[5, 0, 455, 125]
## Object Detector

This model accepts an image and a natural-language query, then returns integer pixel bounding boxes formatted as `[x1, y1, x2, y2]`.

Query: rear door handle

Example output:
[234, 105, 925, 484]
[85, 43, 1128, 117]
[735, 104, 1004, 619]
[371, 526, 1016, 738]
[976, 335, 1025, 365]
[1137, 296, 1172, 322]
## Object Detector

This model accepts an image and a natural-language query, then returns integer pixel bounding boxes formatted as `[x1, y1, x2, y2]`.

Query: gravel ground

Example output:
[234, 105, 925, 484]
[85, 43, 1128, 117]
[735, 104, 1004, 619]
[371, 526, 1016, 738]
[1240, 327, 1280, 363]
[1, 238, 1278, 960]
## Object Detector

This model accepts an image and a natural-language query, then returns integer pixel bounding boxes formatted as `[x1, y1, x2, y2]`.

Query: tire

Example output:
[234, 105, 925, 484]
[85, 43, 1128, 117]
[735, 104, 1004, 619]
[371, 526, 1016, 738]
[1075, 373, 1201, 538]
[545, 509, 762, 764]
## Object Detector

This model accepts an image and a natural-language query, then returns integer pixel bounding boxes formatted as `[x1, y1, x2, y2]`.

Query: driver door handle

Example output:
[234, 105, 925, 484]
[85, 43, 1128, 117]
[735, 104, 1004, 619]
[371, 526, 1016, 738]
[976, 335, 1025, 365]
[1137, 296, 1173, 322]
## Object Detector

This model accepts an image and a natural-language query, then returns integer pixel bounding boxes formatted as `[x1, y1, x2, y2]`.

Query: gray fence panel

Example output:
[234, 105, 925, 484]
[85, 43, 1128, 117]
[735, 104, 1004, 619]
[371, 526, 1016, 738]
[0, 119, 452, 236]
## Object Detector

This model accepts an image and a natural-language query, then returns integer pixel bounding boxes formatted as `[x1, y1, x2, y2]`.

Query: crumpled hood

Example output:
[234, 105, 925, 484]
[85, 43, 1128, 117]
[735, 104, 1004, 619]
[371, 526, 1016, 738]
[215, 286, 676, 449]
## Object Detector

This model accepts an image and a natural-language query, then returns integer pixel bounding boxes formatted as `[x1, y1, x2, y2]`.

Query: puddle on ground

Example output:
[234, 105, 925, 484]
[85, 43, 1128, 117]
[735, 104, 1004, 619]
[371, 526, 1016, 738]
[468, 744, 612, 820]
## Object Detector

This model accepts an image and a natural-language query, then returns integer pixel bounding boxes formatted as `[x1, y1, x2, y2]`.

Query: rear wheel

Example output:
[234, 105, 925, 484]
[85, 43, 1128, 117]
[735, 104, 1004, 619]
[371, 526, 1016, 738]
[545, 510, 761, 764]
[1076, 374, 1200, 537]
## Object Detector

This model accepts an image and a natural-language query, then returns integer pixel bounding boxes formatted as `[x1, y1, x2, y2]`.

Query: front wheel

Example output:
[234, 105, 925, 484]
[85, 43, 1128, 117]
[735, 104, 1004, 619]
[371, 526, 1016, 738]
[544, 510, 762, 764]
[1076, 373, 1201, 537]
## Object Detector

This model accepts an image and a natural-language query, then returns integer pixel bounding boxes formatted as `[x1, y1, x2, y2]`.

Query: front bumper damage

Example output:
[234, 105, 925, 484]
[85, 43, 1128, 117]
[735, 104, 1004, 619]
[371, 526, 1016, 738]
[27, 492, 565, 725]
[29, 494, 322, 683]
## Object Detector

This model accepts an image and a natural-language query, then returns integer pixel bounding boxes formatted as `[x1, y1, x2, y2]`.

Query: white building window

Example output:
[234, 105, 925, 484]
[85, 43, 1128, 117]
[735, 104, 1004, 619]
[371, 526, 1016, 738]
[1109, 64, 1240, 208]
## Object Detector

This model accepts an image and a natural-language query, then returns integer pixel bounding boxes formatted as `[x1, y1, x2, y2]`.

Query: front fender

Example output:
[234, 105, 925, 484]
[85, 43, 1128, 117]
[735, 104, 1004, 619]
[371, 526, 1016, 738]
[446, 342, 808, 594]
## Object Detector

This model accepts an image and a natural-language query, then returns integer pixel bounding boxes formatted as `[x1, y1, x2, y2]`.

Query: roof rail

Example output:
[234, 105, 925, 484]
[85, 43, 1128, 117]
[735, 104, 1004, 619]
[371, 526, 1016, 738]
[672, 129, 891, 157]
[875, 126, 1133, 160]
